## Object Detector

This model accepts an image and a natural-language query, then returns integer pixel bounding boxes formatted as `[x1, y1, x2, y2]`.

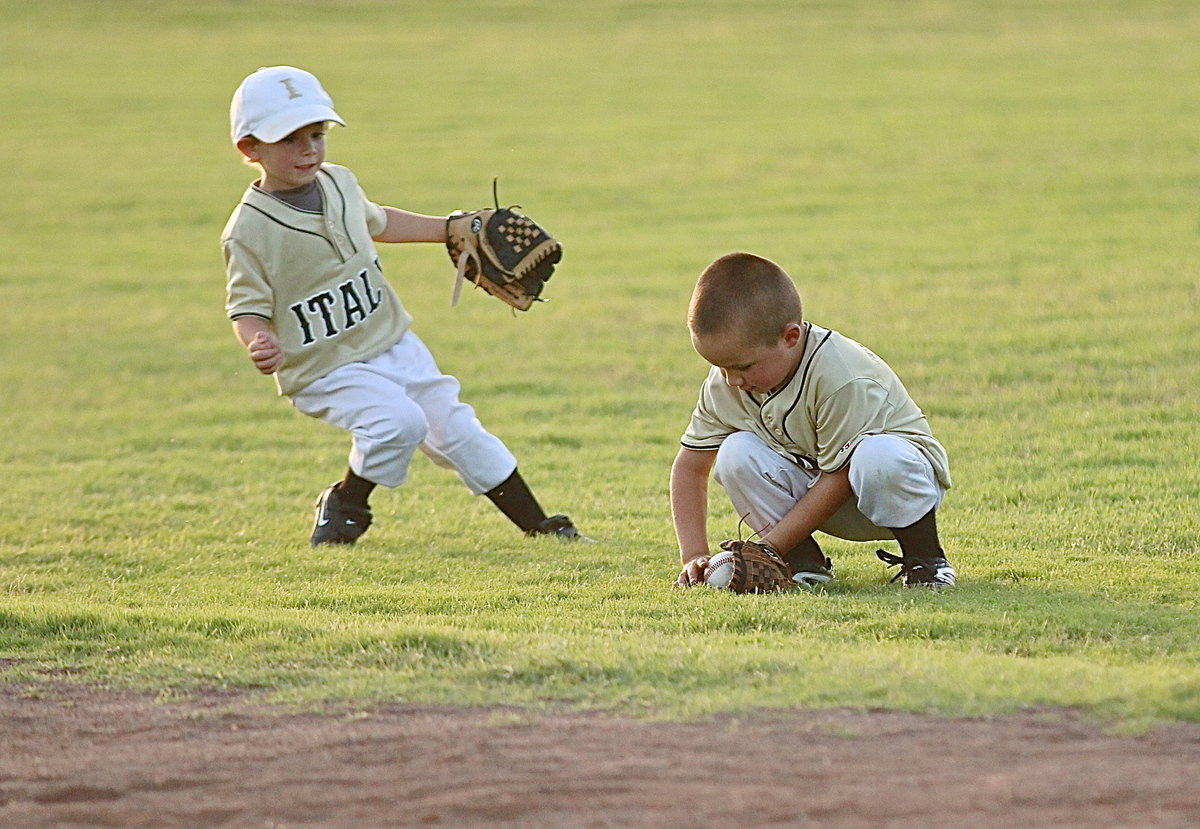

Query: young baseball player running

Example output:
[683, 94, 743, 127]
[222, 66, 584, 546]
[672, 252, 955, 588]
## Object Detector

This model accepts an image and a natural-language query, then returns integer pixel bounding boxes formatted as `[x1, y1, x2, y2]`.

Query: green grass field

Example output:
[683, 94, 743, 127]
[2, 0, 1198, 725]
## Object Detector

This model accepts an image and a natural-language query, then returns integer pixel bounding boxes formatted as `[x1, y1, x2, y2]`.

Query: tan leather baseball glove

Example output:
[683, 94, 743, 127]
[714, 540, 796, 594]
[446, 182, 562, 311]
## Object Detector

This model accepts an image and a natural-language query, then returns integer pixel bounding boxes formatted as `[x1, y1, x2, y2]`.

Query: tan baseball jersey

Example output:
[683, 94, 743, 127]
[682, 323, 951, 488]
[222, 163, 413, 396]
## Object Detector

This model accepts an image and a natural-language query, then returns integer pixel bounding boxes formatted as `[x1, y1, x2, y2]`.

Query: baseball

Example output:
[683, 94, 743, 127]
[703, 551, 738, 590]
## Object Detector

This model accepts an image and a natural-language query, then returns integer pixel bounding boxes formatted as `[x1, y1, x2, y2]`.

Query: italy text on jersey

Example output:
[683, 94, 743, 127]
[288, 266, 384, 346]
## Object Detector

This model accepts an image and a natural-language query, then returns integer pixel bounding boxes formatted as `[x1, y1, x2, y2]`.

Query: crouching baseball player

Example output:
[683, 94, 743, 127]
[672, 252, 955, 590]
[221, 66, 583, 546]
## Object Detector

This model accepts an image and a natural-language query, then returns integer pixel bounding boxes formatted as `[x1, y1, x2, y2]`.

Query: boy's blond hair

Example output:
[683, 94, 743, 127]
[688, 252, 803, 346]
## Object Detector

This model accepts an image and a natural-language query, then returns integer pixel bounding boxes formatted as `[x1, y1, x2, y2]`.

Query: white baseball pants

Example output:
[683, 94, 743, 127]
[290, 331, 517, 493]
[712, 432, 945, 541]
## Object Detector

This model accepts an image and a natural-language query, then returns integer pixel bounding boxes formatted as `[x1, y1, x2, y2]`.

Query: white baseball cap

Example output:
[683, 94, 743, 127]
[230, 66, 345, 144]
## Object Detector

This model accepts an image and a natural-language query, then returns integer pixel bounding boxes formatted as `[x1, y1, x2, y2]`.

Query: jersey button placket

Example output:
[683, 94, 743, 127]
[325, 218, 351, 261]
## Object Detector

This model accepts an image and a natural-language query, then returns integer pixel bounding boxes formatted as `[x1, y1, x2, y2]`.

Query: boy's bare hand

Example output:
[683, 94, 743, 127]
[248, 331, 284, 374]
[675, 555, 711, 588]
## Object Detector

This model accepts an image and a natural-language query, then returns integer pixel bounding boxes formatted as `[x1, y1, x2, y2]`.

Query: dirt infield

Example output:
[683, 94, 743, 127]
[2, 682, 1199, 828]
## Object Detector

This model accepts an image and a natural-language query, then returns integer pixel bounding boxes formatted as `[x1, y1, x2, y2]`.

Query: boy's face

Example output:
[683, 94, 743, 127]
[692, 322, 806, 395]
[239, 121, 328, 192]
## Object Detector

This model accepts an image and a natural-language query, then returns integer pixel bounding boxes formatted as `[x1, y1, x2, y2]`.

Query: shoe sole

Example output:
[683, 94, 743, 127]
[793, 571, 834, 588]
[905, 569, 957, 589]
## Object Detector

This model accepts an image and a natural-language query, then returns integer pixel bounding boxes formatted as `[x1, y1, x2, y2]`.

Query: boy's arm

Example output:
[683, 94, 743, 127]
[232, 316, 284, 375]
[372, 207, 448, 244]
[758, 466, 853, 554]
[671, 447, 717, 585]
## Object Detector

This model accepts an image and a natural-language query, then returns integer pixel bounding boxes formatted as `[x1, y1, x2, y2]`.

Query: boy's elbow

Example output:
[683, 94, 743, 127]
[673, 446, 714, 479]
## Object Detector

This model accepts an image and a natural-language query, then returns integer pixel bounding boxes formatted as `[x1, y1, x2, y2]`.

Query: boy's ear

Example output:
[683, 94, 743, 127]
[236, 136, 260, 161]
[781, 321, 805, 346]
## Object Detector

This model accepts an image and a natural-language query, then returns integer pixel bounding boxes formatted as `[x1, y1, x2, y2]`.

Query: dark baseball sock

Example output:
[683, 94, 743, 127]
[336, 469, 376, 509]
[781, 536, 829, 572]
[888, 508, 945, 562]
[483, 468, 547, 533]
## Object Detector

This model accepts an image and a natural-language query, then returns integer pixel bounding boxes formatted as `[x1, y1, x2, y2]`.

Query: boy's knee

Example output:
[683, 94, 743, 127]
[713, 432, 768, 485]
[850, 435, 909, 480]
[849, 435, 939, 507]
[372, 407, 428, 449]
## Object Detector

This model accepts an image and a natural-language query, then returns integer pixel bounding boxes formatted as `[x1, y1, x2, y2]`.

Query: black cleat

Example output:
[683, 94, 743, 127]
[876, 549, 956, 588]
[783, 537, 834, 587]
[310, 483, 372, 547]
[526, 514, 594, 542]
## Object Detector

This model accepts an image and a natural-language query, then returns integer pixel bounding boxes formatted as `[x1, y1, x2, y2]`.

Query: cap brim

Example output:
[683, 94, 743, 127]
[246, 105, 345, 143]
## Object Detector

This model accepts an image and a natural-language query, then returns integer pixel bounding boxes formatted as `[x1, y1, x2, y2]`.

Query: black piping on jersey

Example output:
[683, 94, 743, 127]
[319, 168, 361, 258]
[680, 329, 835, 455]
[778, 327, 833, 444]
[241, 203, 343, 259]
[239, 169, 362, 262]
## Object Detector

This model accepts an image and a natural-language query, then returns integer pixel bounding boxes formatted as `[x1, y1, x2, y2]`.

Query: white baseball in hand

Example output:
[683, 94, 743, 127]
[703, 551, 738, 590]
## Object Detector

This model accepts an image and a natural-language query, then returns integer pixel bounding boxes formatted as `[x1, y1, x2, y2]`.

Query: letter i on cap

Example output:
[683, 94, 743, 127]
[230, 66, 345, 144]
